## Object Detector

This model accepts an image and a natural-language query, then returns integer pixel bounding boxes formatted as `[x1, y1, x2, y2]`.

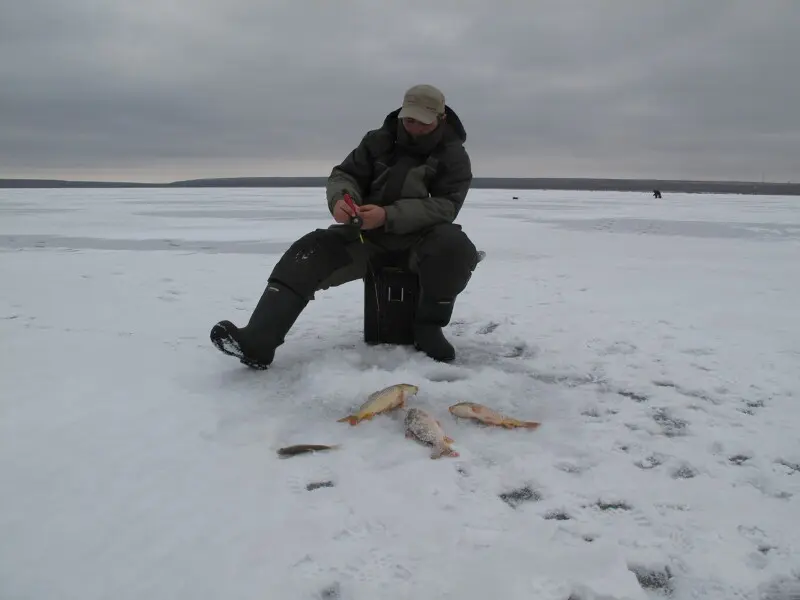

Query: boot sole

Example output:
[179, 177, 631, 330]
[210, 323, 269, 370]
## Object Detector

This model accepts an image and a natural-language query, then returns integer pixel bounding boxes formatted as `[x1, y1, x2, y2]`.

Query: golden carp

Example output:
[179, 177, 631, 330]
[404, 407, 459, 459]
[276, 444, 340, 458]
[448, 402, 541, 430]
[337, 383, 418, 426]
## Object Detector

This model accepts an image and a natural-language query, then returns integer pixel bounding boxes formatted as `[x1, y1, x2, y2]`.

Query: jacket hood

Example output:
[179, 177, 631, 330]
[382, 104, 467, 144]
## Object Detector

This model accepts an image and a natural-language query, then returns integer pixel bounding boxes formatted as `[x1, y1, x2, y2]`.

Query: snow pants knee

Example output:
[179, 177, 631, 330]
[408, 223, 479, 299]
[268, 225, 372, 299]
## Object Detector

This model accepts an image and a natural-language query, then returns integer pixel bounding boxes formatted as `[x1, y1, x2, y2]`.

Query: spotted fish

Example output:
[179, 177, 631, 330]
[404, 407, 459, 459]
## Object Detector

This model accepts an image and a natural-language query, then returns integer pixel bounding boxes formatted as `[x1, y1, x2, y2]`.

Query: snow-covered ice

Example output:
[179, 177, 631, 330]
[1, 187, 799, 600]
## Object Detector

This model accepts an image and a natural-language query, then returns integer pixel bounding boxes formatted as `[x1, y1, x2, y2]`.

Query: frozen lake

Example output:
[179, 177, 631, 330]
[1, 187, 799, 600]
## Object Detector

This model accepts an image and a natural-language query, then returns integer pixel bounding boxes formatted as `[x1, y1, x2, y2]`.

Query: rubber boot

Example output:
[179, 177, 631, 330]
[210, 281, 308, 369]
[413, 295, 456, 362]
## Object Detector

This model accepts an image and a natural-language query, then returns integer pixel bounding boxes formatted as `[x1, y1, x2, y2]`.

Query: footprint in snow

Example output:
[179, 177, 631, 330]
[341, 550, 414, 585]
[651, 407, 689, 437]
[286, 471, 337, 495]
[628, 564, 675, 595]
[775, 459, 800, 475]
[729, 454, 751, 465]
[319, 582, 341, 599]
[634, 453, 666, 470]
[597, 340, 638, 356]
[307, 481, 335, 491]
[591, 500, 632, 512]
[498, 484, 542, 508]
[680, 346, 716, 356]
[543, 510, 571, 521]
[476, 321, 500, 335]
[653, 379, 719, 405]
[670, 463, 699, 479]
[614, 389, 649, 403]
[158, 289, 183, 302]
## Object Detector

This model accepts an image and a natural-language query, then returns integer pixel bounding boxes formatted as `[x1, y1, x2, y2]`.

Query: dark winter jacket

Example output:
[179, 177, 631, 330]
[325, 106, 472, 237]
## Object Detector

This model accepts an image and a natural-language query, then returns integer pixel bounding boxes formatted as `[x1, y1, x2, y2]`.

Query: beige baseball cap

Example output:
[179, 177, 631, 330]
[398, 84, 445, 124]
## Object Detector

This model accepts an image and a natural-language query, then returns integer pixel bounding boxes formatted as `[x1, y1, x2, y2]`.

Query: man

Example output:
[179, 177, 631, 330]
[209, 83, 480, 370]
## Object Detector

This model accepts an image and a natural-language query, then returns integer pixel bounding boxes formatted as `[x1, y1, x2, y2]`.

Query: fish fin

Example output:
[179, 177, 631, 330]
[338, 415, 360, 426]
[363, 413, 375, 421]
[430, 446, 445, 459]
[522, 421, 541, 429]
[431, 443, 459, 459]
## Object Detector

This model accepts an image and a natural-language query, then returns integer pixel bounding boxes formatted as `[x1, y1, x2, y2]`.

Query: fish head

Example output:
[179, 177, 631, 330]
[449, 402, 477, 416]
[405, 407, 423, 418]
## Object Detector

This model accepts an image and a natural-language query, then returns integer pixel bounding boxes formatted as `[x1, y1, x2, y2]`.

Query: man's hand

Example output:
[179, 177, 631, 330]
[358, 205, 386, 230]
[333, 198, 359, 224]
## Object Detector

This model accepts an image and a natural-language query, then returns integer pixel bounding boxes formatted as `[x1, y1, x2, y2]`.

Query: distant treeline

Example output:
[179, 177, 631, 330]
[1, 177, 799, 196]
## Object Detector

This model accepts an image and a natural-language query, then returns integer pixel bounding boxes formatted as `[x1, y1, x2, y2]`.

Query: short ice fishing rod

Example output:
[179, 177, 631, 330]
[342, 191, 364, 242]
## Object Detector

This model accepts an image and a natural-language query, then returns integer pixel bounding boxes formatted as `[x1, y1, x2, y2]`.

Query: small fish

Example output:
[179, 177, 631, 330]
[276, 444, 340, 458]
[404, 407, 459, 459]
[448, 402, 541, 430]
[337, 383, 418, 426]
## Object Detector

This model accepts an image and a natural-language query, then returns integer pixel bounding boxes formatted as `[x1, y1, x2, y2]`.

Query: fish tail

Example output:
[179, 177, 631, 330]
[521, 420, 541, 429]
[337, 415, 359, 426]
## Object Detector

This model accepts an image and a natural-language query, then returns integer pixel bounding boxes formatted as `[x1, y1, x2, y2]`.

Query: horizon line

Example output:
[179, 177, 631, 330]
[1, 175, 799, 195]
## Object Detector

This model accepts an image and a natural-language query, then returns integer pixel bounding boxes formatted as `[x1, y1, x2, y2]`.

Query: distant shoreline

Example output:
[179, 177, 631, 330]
[1, 176, 799, 196]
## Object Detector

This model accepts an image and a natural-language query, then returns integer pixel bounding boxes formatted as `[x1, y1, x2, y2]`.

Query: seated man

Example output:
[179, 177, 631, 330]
[210, 83, 480, 369]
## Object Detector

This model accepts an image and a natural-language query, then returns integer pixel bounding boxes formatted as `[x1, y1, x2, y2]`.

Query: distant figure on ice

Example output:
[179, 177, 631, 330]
[653, 189, 662, 198]
[209, 84, 480, 369]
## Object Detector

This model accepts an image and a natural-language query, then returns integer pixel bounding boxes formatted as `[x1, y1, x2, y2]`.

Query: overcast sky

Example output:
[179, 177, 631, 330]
[1, 0, 798, 182]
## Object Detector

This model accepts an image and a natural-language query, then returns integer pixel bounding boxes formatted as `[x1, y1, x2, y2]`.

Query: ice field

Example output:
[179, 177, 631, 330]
[1, 187, 799, 600]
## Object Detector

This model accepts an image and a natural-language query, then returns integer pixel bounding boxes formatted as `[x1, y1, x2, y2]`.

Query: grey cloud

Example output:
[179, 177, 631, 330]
[1, 0, 798, 181]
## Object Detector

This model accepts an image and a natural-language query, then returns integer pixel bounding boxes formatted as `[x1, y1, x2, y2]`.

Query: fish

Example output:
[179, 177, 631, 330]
[404, 407, 459, 459]
[448, 402, 541, 430]
[276, 444, 340, 458]
[337, 383, 418, 426]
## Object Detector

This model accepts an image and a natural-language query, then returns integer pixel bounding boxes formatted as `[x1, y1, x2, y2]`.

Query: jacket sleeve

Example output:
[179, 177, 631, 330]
[325, 133, 375, 215]
[383, 146, 472, 235]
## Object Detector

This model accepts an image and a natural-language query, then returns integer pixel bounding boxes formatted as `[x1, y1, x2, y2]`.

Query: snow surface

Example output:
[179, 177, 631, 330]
[1, 187, 799, 600]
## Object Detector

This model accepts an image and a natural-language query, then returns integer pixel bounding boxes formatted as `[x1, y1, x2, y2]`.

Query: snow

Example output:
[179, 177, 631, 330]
[1, 187, 799, 600]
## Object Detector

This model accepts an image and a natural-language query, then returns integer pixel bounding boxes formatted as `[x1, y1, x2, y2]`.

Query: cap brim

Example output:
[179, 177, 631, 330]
[398, 105, 437, 124]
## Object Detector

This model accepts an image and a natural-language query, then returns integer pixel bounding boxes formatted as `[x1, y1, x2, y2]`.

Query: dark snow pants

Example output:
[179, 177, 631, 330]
[268, 222, 480, 301]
